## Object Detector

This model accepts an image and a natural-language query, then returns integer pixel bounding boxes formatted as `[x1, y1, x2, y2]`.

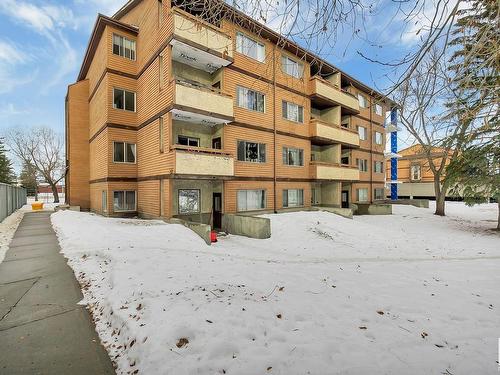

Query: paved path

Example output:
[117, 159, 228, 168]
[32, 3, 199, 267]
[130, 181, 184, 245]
[0, 211, 115, 374]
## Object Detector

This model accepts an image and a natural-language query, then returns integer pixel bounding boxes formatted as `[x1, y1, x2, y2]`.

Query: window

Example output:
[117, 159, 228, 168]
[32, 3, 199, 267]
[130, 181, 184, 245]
[113, 191, 136, 211]
[374, 104, 383, 116]
[374, 188, 385, 200]
[282, 147, 304, 166]
[357, 94, 368, 108]
[281, 55, 303, 78]
[159, 117, 164, 153]
[357, 188, 368, 202]
[282, 101, 304, 123]
[357, 126, 367, 140]
[283, 189, 304, 208]
[374, 161, 384, 173]
[178, 189, 200, 214]
[112, 34, 136, 60]
[357, 158, 368, 172]
[411, 164, 421, 181]
[375, 131, 383, 145]
[113, 88, 136, 112]
[113, 142, 136, 163]
[237, 141, 266, 163]
[237, 189, 266, 211]
[178, 135, 199, 147]
[236, 32, 265, 62]
[236, 86, 265, 112]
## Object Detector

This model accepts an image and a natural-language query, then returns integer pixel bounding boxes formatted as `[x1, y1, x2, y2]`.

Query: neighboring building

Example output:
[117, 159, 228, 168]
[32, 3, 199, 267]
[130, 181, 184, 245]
[66, 0, 395, 226]
[38, 184, 65, 194]
[386, 145, 454, 199]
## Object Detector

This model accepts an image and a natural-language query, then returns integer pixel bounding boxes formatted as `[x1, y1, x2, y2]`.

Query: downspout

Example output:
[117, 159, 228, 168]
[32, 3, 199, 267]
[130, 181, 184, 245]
[273, 44, 277, 213]
[369, 96, 373, 203]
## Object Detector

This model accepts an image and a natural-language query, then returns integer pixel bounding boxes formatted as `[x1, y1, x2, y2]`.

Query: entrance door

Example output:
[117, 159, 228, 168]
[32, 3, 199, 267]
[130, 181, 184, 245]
[212, 193, 222, 229]
[341, 190, 349, 208]
[212, 137, 222, 149]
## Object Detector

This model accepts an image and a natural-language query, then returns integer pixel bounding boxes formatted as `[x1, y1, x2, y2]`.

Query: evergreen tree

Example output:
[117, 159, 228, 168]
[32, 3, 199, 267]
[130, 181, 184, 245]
[0, 137, 16, 184]
[19, 161, 38, 199]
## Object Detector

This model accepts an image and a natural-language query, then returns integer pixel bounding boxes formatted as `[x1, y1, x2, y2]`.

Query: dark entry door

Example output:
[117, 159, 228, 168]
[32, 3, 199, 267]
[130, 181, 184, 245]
[341, 191, 349, 208]
[212, 137, 222, 149]
[212, 193, 222, 229]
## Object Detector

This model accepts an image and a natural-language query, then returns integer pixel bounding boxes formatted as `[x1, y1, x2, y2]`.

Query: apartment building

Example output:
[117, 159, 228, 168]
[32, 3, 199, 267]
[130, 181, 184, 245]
[65, 0, 395, 226]
[386, 145, 454, 199]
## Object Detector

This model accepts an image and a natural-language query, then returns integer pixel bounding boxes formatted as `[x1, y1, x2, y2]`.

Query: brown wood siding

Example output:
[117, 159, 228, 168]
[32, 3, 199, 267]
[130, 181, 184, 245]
[224, 126, 274, 177]
[89, 128, 109, 180]
[107, 26, 138, 76]
[89, 75, 108, 138]
[276, 181, 311, 210]
[107, 73, 138, 125]
[85, 32, 108, 94]
[67, 80, 90, 209]
[138, 180, 160, 217]
[90, 182, 108, 213]
[137, 116, 174, 177]
[224, 180, 274, 213]
[275, 86, 310, 137]
[107, 128, 138, 178]
[276, 134, 310, 179]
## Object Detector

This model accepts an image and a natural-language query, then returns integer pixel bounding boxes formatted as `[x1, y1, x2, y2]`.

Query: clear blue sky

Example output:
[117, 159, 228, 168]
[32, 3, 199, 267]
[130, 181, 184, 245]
[0, 0, 436, 143]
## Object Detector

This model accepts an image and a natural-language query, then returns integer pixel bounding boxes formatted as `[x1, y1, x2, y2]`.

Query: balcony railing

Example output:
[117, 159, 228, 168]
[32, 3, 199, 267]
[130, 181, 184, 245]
[310, 161, 360, 181]
[173, 145, 234, 176]
[171, 7, 233, 62]
[172, 78, 234, 121]
[310, 118, 359, 147]
[309, 76, 360, 113]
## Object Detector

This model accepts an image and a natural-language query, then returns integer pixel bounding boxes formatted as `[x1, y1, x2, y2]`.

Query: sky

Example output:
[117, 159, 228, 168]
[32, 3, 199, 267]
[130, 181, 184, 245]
[0, 0, 455, 151]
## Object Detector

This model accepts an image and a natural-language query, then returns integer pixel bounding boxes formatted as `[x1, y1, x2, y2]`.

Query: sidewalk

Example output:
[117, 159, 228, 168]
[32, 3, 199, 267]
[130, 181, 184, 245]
[0, 211, 114, 374]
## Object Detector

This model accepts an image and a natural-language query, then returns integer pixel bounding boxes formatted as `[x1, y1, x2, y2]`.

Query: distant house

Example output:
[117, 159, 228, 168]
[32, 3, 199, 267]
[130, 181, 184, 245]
[38, 184, 64, 194]
[386, 145, 456, 199]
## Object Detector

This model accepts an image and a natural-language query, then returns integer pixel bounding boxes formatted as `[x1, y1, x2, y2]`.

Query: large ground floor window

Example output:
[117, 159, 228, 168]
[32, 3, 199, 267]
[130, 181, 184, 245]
[113, 191, 136, 211]
[356, 188, 368, 202]
[178, 189, 200, 214]
[237, 189, 266, 211]
[283, 189, 304, 207]
[374, 188, 385, 200]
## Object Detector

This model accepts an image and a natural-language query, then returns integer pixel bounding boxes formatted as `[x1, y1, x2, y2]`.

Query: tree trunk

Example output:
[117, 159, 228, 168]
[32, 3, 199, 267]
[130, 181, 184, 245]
[434, 178, 446, 216]
[34, 190, 38, 202]
[50, 183, 60, 203]
[497, 201, 499, 231]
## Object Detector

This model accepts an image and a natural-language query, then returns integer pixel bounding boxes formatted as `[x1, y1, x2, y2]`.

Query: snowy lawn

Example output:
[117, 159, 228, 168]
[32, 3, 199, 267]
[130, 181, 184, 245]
[51, 203, 500, 375]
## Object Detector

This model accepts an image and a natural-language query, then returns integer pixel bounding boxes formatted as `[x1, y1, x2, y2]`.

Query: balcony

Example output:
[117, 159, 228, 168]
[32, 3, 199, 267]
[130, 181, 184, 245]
[309, 76, 359, 114]
[310, 118, 359, 147]
[170, 8, 233, 73]
[310, 162, 360, 181]
[173, 145, 234, 177]
[172, 79, 234, 123]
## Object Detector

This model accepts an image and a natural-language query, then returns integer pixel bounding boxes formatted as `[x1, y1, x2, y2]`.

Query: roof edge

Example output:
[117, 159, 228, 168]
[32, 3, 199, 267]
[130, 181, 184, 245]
[77, 14, 138, 82]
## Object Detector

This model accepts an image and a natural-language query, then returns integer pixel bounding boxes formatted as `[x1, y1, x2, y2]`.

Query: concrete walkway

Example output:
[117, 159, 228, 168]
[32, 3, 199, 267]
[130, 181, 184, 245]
[0, 211, 114, 374]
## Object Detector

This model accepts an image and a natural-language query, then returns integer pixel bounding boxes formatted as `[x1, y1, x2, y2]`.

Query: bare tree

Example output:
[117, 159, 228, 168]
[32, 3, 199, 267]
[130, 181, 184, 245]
[8, 127, 65, 203]
[394, 46, 474, 216]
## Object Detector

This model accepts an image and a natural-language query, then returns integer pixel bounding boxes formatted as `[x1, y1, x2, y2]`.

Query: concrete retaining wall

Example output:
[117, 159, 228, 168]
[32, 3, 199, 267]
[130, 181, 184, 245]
[354, 203, 392, 215]
[311, 206, 353, 219]
[386, 199, 430, 208]
[0, 183, 27, 222]
[222, 214, 271, 239]
[169, 218, 212, 245]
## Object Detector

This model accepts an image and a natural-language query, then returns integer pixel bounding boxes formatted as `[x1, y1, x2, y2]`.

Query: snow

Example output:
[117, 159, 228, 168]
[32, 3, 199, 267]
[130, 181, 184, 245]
[51, 203, 500, 375]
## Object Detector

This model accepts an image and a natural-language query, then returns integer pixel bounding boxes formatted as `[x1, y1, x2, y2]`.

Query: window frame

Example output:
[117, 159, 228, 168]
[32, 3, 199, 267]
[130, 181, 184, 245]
[178, 189, 201, 214]
[357, 126, 367, 140]
[374, 188, 385, 200]
[357, 158, 368, 172]
[374, 103, 383, 116]
[281, 55, 304, 79]
[113, 190, 137, 212]
[236, 86, 265, 113]
[237, 189, 266, 212]
[374, 160, 384, 173]
[357, 93, 368, 108]
[410, 164, 422, 181]
[236, 31, 265, 62]
[178, 135, 200, 147]
[282, 189, 304, 208]
[113, 88, 136, 112]
[356, 188, 369, 202]
[282, 100, 304, 123]
[237, 140, 266, 163]
[113, 141, 136, 164]
[282, 146, 304, 167]
[112, 33, 136, 61]
[374, 131, 383, 145]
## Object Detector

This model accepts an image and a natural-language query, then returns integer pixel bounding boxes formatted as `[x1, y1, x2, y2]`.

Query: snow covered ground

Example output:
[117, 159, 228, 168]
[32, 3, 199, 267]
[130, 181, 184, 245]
[51, 202, 500, 375]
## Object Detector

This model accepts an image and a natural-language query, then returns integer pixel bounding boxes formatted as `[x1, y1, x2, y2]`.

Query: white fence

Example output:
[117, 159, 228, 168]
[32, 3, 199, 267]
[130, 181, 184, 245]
[0, 183, 27, 222]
